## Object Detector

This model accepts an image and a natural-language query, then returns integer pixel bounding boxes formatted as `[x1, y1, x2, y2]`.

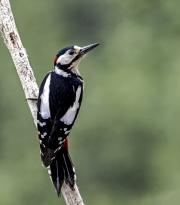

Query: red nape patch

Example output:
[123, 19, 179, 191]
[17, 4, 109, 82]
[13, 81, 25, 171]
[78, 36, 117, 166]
[54, 56, 58, 64]
[63, 139, 68, 150]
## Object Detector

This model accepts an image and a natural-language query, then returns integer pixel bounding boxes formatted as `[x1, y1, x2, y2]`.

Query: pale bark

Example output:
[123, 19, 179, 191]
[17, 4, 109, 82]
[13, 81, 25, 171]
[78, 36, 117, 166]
[0, 0, 84, 204]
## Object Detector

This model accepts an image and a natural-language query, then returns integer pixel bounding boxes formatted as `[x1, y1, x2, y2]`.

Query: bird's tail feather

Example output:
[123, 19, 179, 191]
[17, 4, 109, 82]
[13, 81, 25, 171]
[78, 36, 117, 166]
[48, 147, 76, 196]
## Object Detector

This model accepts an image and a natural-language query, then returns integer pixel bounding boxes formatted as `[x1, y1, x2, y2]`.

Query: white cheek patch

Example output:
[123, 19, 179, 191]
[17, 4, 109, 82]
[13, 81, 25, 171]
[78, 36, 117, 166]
[40, 74, 51, 119]
[61, 86, 82, 125]
[57, 51, 75, 65]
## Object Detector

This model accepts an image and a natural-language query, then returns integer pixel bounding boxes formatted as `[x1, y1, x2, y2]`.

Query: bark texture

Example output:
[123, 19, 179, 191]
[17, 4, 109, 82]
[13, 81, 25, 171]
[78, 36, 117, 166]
[0, 1, 85, 204]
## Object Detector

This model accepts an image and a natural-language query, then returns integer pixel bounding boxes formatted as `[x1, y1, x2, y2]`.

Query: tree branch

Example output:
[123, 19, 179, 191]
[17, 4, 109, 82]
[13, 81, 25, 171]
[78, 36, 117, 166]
[0, 0, 84, 204]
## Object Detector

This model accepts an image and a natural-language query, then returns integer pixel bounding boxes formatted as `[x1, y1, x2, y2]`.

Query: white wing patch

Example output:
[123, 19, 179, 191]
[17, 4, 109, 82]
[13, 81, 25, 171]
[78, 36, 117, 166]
[61, 86, 81, 125]
[40, 74, 51, 119]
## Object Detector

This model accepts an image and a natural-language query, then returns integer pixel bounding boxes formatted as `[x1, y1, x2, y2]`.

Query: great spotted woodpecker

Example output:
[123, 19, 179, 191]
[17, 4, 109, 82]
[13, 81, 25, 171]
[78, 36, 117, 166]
[37, 43, 99, 196]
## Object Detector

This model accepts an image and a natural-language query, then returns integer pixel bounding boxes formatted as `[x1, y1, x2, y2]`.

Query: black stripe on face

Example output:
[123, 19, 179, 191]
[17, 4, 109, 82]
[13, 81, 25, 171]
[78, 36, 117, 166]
[56, 53, 82, 71]
[70, 53, 81, 64]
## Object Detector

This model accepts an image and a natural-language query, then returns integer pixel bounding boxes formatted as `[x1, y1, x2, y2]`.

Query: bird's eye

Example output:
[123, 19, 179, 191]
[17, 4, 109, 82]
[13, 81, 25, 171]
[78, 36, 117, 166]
[69, 50, 75, 55]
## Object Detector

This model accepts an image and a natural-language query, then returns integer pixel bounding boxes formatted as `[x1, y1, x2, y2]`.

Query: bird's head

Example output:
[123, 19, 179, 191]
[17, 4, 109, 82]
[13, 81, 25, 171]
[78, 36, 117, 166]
[54, 43, 99, 75]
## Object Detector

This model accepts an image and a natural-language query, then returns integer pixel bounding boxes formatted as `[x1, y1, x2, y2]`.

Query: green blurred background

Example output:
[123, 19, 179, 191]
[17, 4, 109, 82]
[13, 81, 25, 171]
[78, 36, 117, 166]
[1, 0, 180, 204]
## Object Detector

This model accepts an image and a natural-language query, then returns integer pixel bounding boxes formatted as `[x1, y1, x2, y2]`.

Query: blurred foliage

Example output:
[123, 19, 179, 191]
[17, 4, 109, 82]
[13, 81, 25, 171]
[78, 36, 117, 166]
[1, 0, 180, 204]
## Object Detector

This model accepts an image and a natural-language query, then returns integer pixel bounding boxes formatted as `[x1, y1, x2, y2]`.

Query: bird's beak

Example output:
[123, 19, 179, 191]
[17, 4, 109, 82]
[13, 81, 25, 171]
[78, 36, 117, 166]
[80, 43, 99, 55]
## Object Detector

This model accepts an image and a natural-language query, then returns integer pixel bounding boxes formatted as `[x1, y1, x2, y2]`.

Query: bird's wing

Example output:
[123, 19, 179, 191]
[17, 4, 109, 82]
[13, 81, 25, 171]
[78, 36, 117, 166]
[37, 72, 52, 146]
[37, 72, 83, 167]
[48, 79, 83, 149]
[37, 72, 54, 167]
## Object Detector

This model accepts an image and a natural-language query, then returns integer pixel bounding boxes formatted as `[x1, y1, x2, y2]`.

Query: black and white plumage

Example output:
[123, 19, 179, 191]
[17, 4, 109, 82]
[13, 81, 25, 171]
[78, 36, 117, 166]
[37, 43, 99, 196]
